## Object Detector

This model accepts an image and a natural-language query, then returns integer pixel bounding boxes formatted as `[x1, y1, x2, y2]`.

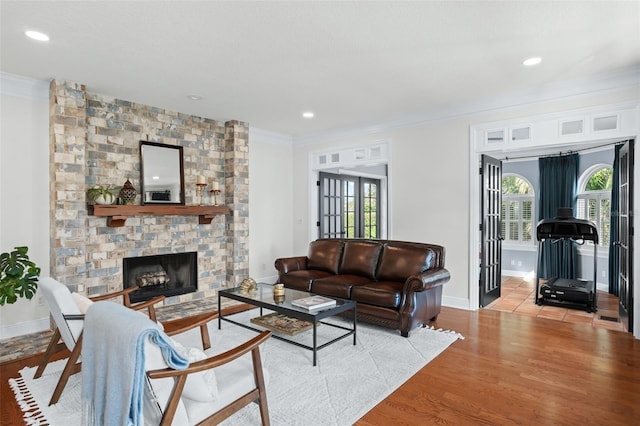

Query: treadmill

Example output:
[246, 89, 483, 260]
[535, 208, 599, 313]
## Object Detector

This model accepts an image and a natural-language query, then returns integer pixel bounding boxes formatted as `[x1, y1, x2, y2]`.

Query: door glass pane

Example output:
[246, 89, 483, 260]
[362, 182, 378, 238]
[319, 173, 344, 238]
[344, 180, 356, 238]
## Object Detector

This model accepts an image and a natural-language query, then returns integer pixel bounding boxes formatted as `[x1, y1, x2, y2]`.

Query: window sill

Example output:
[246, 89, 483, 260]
[502, 243, 536, 252]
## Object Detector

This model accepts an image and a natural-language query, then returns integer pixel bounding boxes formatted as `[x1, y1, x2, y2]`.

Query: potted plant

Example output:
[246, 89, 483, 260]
[0, 246, 41, 305]
[87, 184, 121, 205]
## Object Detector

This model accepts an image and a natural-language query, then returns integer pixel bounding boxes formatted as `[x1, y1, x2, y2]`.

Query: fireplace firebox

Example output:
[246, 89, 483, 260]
[123, 252, 197, 303]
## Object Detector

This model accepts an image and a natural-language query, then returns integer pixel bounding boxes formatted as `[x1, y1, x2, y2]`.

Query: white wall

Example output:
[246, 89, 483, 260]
[291, 86, 640, 313]
[248, 128, 294, 282]
[0, 73, 51, 338]
[2, 72, 638, 338]
[292, 118, 472, 307]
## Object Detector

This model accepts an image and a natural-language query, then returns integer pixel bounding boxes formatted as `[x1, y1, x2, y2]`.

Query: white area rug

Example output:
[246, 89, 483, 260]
[9, 309, 462, 425]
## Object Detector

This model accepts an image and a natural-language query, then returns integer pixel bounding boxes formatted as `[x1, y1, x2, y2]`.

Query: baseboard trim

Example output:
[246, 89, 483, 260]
[502, 269, 533, 278]
[256, 274, 279, 284]
[442, 295, 471, 311]
[0, 317, 49, 340]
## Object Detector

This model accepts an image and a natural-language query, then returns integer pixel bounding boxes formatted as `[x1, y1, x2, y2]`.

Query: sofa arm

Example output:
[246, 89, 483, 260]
[274, 256, 309, 274]
[406, 267, 451, 292]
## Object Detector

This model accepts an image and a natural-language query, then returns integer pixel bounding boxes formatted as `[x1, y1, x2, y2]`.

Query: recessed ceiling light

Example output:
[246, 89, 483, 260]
[25, 30, 50, 42]
[302, 112, 314, 119]
[523, 57, 542, 67]
[187, 95, 203, 100]
[152, 176, 160, 180]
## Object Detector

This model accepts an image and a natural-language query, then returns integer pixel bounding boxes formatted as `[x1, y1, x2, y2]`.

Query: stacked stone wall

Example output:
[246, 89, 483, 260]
[50, 80, 248, 302]
[224, 121, 250, 284]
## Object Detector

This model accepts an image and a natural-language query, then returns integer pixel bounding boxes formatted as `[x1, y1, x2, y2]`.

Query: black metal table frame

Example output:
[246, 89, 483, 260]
[218, 287, 357, 366]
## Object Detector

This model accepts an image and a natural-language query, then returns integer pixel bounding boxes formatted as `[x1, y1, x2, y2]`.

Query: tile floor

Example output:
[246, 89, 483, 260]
[486, 275, 626, 332]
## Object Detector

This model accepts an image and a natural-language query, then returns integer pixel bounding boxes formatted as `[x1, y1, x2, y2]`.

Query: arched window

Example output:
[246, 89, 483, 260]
[501, 175, 534, 244]
[576, 165, 612, 246]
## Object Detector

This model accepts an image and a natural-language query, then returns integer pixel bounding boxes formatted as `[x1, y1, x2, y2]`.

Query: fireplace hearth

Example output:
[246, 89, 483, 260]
[123, 252, 197, 303]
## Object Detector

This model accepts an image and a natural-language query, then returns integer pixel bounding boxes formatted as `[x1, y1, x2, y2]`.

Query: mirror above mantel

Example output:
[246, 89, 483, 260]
[140, 141, 185, 205]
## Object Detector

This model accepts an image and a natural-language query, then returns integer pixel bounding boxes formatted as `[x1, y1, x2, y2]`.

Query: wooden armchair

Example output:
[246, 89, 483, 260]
[80, 301, 272, 425]
[146, 330, 272, 425]
[34, 277, 216, 405]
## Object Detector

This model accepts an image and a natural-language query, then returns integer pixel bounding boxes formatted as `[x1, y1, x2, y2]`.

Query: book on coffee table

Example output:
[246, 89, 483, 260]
[292, 295, 336, 310]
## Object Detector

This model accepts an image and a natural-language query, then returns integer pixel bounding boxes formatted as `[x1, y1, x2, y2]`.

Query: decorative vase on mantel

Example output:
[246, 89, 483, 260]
[119, 179, 137, 205]
[94, 193, 116, 205]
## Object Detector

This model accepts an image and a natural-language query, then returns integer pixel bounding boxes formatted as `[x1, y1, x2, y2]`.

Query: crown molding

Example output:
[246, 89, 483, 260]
[0, 72, 49, 100]
[249, 127, 293, 146]
[293, 66, 640, 145]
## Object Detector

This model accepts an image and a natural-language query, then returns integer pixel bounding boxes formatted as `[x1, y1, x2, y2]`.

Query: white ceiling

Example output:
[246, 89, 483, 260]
[2, 1, 639, 139]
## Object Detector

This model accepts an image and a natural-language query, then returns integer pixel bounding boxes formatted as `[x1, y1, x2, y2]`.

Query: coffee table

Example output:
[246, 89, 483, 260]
[218, 283, 357, 366]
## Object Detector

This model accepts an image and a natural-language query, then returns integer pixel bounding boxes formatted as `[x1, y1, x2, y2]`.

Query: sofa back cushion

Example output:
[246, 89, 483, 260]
[376, 243, 436, 282]
[339, 241, 382, 279]
[307, 239, 344, 274]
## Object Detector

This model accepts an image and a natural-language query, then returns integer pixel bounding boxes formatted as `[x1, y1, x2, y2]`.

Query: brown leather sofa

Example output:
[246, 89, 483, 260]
[274, 239, 450, 337]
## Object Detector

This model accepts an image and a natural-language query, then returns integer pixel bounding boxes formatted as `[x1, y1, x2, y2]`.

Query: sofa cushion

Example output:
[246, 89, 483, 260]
[351, 281, 404, 309]
[307, 239, 344, 274]
[376, 244, 435, 282]
[311, 275, 372, 299]
[281, 270, 332, 292]
[339, 241, 382, 279]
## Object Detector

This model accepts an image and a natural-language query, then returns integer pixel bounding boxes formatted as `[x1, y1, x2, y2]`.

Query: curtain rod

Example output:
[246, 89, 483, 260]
[502, 139, 632, 162]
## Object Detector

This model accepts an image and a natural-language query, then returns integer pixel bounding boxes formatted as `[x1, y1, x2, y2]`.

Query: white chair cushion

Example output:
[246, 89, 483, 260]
[71, 292, 94, 314]
[143, 336, 190, 425]
[182, 351, 270, 425]
[170, 339, 219, 403]
[39, 277, 83, 350]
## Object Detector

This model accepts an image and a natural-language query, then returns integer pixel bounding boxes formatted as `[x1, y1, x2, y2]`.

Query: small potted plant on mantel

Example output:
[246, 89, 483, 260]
[0, 246, 41, 305]
[87, 184, 121, 205]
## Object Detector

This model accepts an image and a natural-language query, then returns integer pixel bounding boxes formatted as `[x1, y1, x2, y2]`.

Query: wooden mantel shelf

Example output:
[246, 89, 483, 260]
[90, 204, 231, 227]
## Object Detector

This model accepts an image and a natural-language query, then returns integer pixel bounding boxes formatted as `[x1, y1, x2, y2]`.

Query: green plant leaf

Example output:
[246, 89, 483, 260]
[0, 246, 40, 305]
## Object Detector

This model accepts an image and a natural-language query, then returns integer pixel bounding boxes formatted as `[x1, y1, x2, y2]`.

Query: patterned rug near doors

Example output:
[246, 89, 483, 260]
[9, 309, 463, 426]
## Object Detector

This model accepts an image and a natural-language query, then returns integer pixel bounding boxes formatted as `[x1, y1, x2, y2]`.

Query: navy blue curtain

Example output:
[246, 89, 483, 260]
[538, 153, 579, 279]
[608, 144, 622, 296]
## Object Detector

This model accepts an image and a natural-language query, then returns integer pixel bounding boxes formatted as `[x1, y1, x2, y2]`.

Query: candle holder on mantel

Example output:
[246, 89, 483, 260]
[209, 188, 221, 205]
[209, 181, 221, 205]
[195, 183, 207, 205]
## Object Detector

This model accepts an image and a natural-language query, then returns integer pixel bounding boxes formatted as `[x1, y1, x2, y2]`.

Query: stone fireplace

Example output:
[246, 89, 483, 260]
[49, 80, 250, 303]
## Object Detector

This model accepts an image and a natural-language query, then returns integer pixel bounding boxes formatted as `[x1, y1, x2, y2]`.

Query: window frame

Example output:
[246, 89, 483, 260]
[501, 173, 535, 248]
[576, 164, 612, 251]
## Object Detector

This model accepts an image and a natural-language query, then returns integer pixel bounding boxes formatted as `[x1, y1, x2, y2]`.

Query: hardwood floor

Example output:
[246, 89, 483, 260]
[356, 307, 639, 425]
[2, 306, 638, 425]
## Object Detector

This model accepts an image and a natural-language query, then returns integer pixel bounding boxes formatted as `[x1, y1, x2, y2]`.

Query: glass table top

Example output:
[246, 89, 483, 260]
[219, 283, 353, 316]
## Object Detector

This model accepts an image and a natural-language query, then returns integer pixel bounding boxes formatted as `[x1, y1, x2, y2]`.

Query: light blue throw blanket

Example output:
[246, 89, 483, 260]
[81, 301, 188, 426]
